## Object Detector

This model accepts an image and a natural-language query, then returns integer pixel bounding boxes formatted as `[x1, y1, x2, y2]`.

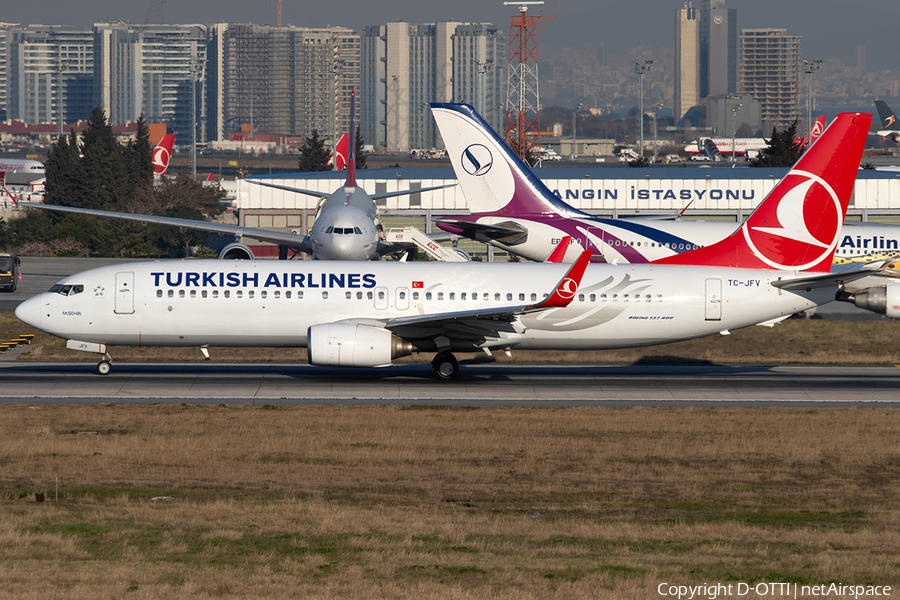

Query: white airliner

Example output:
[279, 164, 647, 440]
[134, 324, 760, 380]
[875, 100, 900, 143]
[19, 92, 450, 262]
[431, 103, 900, 318]
[683, 116, 824, 158]
[0, 158, 45, 176]
[15, 112, 878, 379]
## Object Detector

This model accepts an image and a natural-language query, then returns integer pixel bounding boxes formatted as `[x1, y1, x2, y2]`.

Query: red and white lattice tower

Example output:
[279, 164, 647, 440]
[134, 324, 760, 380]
[503, 2, 554, 160]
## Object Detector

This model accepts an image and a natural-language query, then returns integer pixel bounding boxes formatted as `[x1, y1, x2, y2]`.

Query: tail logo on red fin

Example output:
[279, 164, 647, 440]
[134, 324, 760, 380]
[152, 146, 171, 173]
[557, 278, 578, 299]
[461, 144, 493, 176]
[743, 171, 841, 270]
[810, 119, 824, 139]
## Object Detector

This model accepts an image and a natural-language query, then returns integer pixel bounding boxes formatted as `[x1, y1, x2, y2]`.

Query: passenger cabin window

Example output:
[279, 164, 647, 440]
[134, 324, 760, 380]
[236, 291, 243, 298]
[224, 290, 230, 298]
[437, 292, 443, 301]
[157, 290, 163, 298]
[213, 290, 219, 298]
[322, 291, 329, 299]
[260, 291, 266, 299]
[285, 291, 291, 299]
[179, 290, 185, 298]
[168, 290, 174, 298]
[190, 290, 196, 298]
[426, 292, 432, 301]
[248, 291, 255, 299]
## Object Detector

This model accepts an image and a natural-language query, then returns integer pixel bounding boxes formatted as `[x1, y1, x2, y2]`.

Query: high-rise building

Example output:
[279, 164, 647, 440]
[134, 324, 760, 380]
[707, 0, 737, 96]
[360, 21, 503, 153]
[0, 23, 16, 121]
[740, 28, 801, 131]
[675, 4, 700, 123]
[207, 24, 359, 143]
[94, 22, 207, 141]
[675, 1, 736, 124]
[452, 24, 505, 135]
[7, 25, 94, 126]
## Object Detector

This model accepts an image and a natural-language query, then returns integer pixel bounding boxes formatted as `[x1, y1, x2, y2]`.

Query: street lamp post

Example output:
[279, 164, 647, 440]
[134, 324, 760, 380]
[803, 59, 824, 149]
[190, 58, 206, 179]
[652, 103, 663, 163]
[56, 58, 70, 138]
[731, 102, 742, 163]
[570, 103, 583, 161]
[634, 60, 653, 161]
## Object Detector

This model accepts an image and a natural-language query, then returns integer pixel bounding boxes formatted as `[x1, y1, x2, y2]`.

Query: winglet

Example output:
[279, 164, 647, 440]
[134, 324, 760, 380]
[527, 250, 592, 310]
[545, 236, 572, 263]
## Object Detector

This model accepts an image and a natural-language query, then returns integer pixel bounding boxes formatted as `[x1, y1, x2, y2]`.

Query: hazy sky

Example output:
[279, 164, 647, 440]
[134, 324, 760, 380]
[5, 0, 899, 72]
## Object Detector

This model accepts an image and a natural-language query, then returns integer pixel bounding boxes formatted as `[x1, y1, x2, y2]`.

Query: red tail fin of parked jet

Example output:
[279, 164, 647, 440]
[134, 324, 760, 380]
[333, 134, 349, 171]
[655, 113, 871, 272]
[152, 134, 176, 175]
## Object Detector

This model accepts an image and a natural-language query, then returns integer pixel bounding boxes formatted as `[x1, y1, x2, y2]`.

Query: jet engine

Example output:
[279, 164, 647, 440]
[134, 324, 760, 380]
[848, 283, 900, 319]
[308, 323, 413, 368]
[218, 242, 255, 260]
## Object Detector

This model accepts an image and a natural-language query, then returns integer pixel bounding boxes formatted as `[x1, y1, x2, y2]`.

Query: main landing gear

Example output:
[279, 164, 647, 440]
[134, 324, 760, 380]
[431, 352, 459, 380]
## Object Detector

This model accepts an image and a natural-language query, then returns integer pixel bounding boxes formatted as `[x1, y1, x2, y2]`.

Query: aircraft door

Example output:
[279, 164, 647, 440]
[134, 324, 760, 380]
[705, 278, 722, 321]
[374, 286, 389, 310]
[396, 287, 410, 310]
[115, 272, 135, 315]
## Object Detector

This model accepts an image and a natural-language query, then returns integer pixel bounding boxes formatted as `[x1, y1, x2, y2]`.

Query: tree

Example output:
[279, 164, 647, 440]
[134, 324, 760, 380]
[80, 107, 129, 210]
[298, 130, 332, 172]
[124, 114, 154, 195]
[354, 125, 368, 170]
[156, 205, 210, 257]
[750, 120, 802, 168]
[44, 129, 84, 207]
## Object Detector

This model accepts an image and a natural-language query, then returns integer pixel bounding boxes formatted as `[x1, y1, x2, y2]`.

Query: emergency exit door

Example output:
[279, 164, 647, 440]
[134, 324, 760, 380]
[115, 272, 134, 314]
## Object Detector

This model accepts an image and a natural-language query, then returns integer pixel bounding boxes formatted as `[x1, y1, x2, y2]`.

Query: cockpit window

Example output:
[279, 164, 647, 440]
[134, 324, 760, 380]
[354, 227, 362, 234]
[325, 226, 334, 234]
[50, 284, 84, 296]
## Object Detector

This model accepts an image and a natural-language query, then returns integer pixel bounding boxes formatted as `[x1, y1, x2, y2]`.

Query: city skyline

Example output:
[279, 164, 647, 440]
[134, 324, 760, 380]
[3, 0, 899, 73]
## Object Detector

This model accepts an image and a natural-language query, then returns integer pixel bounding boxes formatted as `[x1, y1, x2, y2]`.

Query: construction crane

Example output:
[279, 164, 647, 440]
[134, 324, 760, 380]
[277, 0, 282, 27]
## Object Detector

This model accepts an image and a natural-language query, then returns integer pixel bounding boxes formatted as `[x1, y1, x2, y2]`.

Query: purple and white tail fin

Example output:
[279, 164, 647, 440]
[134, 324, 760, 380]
[430, 103, 588, 219]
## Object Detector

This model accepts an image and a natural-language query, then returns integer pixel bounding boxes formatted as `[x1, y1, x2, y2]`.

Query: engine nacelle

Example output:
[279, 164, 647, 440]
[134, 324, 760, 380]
[308, 323, 413, 368]
[851, 283, 900, 319]
[218, 242, 255, 260]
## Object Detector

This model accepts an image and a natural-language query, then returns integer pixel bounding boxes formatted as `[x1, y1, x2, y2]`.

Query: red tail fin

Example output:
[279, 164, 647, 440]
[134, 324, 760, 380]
[655, 113, 871, 272]
[333, 134, 349, 171]
[206, 172, 214, 182]
[152, 134, 176, 175]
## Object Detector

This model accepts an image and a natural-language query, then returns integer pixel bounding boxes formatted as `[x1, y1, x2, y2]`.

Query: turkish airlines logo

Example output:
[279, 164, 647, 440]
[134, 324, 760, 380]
[152, 146, 171, 173]
[461, 144, 493, 176]
[743, 171, 842, 270]
[556, 277, 578, 300]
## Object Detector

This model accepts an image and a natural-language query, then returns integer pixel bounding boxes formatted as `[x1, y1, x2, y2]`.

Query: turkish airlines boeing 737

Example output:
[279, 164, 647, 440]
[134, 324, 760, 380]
[15, 112, 875, 379]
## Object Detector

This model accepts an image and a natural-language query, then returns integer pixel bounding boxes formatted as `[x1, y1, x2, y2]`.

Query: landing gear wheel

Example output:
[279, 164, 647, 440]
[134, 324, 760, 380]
[97, 360, 112, 376]
[432, 352, 459, 380]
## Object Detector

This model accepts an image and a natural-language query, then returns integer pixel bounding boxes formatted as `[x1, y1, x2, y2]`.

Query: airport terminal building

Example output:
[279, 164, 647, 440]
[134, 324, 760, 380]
[224, 167, 900, 257]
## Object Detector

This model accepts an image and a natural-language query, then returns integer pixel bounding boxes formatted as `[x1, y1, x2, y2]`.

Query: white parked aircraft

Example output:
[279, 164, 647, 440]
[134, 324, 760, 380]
[19, 92, 449, 261]
[0, 158, 45, 176]
[15, 112, 878, 379]
[431, 103, 900, 318]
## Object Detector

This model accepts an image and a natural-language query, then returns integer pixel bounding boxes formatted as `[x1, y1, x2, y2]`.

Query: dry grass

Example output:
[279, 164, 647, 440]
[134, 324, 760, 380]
[2, 310, 900, 365]
[0, 405, 898, 598]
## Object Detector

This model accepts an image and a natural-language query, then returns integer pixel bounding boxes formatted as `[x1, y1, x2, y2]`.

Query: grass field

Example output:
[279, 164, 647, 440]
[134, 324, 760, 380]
[2, 311, 900, 366]
[2, 312, 899, 598]
[0, 405, 898, 599]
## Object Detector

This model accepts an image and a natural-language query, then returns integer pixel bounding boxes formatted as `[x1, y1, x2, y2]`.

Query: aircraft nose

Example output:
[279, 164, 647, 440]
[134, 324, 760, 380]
[14, 295, 42, 329]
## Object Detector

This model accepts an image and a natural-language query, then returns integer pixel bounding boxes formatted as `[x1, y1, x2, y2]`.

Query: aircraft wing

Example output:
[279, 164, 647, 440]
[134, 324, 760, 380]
[435, 219, 528, 245]
[249, 180, 456, 200]
[370, 251, 591, 341]
[17, 202, 313, 253]
[771, 267, 887, 291]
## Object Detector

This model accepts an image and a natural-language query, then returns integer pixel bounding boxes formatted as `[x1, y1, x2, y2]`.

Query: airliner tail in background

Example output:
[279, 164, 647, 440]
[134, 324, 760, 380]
[654, 112, 872, 272]
[152, 134, 176, 175]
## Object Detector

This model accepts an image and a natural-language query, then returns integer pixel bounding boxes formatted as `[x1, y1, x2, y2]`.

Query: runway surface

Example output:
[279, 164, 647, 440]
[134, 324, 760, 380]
[1, 362, 898, 407]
